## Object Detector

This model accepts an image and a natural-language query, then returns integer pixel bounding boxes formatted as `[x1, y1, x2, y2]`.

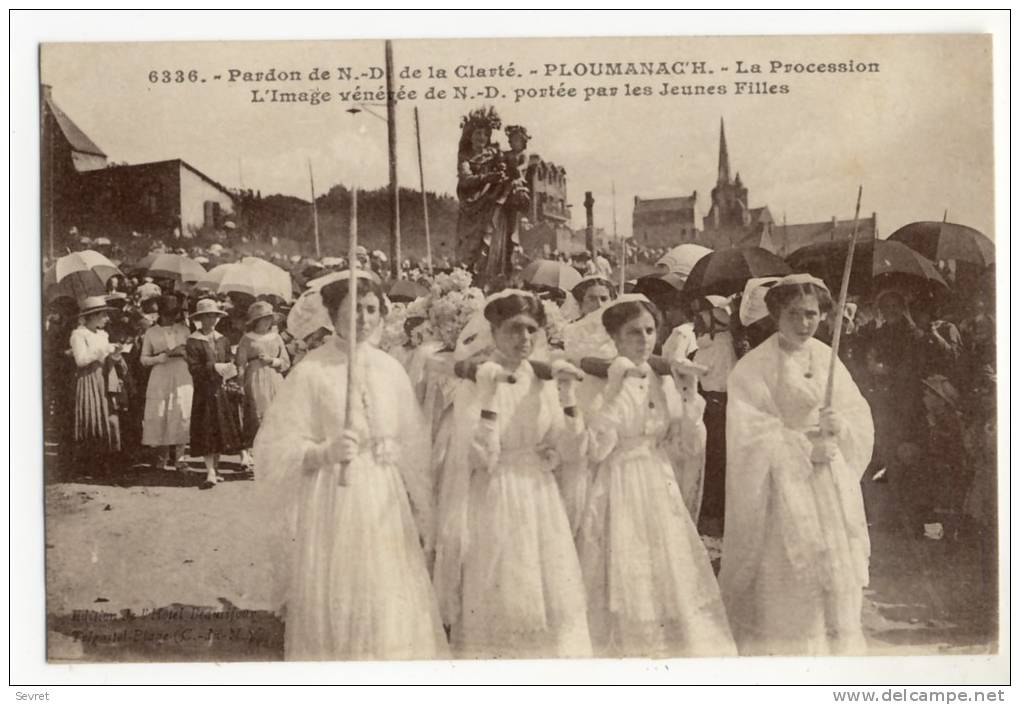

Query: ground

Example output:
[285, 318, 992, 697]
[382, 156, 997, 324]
[43, 444, 998, 663]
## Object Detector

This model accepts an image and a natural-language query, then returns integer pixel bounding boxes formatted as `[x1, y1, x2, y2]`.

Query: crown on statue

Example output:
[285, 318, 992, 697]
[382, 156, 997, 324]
[460, 106, 502, 133]
[504, 124, 531, 142]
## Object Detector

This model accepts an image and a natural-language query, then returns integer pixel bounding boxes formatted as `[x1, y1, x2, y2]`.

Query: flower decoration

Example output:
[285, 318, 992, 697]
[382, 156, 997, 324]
[542, 299, 568, 349]
[460, 106, 502, 133]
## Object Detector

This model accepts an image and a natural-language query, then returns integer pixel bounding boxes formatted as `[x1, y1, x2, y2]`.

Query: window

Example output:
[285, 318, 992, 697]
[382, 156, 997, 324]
[144, 182, 161, 215]
[203, 200, 221, 228]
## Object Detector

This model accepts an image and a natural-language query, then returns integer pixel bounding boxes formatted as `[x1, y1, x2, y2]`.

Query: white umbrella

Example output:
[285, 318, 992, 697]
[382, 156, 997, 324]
[241, 256, 293, 299]
[194, 259, 292, 301]
[656, 244, 712, 277]
[93, 236, 112, 246]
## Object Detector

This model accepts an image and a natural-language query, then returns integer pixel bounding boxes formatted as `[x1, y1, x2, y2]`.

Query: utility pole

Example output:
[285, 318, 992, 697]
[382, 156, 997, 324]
[414, 106, 433, 273]
[613, 181, 624, 290]
[385, 40, 401, 279]
[41, 85, 55, 261]
[584, 191, 595, 253]
[308, 159, 321, 258]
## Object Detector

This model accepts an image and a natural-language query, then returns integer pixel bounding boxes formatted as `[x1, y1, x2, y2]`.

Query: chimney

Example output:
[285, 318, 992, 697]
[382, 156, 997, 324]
[831, 215, 837, 241]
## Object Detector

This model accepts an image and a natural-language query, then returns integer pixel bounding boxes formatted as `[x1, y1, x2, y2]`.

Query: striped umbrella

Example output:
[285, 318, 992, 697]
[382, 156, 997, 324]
[43, 250, 122, 302]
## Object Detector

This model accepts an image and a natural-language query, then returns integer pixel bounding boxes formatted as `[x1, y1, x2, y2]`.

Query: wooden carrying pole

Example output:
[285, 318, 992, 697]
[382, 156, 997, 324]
[824, 185, 863, 408]
[340, 186, 359, 487]
[414, 106, 434, 273]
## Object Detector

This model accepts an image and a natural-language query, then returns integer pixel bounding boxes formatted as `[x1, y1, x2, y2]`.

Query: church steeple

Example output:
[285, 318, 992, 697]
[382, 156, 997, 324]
[717, 117, 731, 185]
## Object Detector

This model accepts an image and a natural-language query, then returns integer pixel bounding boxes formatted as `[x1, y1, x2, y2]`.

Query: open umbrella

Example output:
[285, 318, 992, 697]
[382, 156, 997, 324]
[786, 238, 947, 296]
[655, 244, 712, 276]
[683, 246, 792, 297]
[387, 278, 429, 303]
[194, 259, 292, 301]
[43, 249, 123, 302]
[93, 236, 112, 246]
[887, 221, 994, 268]
[133, 252, 206, 283]
[520, 259, 583, 292]
[633, 272, 687, 307]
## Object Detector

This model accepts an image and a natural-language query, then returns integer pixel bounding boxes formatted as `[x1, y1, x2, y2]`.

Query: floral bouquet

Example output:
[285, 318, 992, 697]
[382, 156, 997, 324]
[542, 299, 568, 349]
[378, 301, 410, 352]
[380, 268, 484, 352]
[421, 283, 485, 351]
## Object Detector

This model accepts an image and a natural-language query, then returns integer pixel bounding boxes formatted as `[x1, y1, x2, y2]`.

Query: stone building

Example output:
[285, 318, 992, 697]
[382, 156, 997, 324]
[701, 118, 775, 250]
[632, 193, 699, 248]
[41, 84, 235, 248]
[526, 156, 571, 226]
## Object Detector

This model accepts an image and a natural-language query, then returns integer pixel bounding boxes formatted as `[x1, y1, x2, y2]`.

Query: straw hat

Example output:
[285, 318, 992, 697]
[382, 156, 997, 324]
[78, 295, 115, 317]
[192, 298, 227, 319]
[246, 300, 276, 326]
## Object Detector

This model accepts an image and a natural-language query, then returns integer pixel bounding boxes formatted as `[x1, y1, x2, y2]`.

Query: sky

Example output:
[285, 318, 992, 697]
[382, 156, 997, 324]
[41, 33, 995, 241]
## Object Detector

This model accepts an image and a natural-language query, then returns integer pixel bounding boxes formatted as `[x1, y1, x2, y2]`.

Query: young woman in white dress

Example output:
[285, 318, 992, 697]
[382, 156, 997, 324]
[434, 290, 592, 659]
[139, 295, 192, 470]
[577, 295, 736, 657]
[720, 274, 874, 655]
[254, 272, 446, 661]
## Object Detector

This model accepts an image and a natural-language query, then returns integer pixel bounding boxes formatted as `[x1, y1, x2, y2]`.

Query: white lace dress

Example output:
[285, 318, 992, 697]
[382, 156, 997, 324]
[578, 363, 736, 657]
[434, 361, 592, 659]
[721, 335, 874, 655]
[254, 338, 447, 661]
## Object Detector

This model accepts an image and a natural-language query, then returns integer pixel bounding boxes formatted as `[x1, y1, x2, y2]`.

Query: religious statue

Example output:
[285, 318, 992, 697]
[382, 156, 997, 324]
[455, 107, 531, 289]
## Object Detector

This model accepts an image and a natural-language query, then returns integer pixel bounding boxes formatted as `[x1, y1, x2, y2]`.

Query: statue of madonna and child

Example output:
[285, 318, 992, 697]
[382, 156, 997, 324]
[455, 106, 532, 290]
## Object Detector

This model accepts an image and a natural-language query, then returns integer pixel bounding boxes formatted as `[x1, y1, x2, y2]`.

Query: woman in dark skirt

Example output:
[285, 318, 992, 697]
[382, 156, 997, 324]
[186, 298, 243, 489]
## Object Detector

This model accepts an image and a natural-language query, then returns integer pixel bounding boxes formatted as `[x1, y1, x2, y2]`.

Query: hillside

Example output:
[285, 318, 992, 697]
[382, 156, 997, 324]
[234, 185, 461, 261]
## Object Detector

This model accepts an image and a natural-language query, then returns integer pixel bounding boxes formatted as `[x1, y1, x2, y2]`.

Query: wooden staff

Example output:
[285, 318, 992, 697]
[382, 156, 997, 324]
[340, 186, 359, 487]
[308, 159, 321, 259]
[824, 185, 862, 408]
[414, 107, 434, 274]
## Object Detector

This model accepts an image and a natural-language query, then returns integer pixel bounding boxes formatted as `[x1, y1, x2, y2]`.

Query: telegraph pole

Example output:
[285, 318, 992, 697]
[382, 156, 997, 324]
[385, 40, 401, 278]
[584, 191, 595, 254]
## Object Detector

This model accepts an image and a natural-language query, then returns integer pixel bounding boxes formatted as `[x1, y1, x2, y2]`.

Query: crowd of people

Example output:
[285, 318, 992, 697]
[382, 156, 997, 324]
[42, 239, 997, 661]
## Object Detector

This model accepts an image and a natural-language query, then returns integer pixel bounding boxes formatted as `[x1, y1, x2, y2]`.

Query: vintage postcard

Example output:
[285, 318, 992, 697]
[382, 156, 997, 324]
[34, 29, 1001, 677]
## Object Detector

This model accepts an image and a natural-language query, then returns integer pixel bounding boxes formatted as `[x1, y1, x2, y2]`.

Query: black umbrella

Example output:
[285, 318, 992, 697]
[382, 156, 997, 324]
[387, 278, 429, 303]
[887, 221, 994, 268]
[636, 273, 685, 299]
[683, 247, 792, 297]
[787, 238, 947, 296]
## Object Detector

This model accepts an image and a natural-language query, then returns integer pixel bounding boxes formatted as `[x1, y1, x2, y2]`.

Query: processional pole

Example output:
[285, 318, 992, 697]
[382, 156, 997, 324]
[824, 185, 863, 409]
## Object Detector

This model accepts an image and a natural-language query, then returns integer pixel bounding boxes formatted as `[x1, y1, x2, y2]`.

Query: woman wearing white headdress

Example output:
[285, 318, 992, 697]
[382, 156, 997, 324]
[578, 294, 736, 657]
[720, 274, 873, 655]
[254, 271, 446, 661]
[433, 289, 592, 659]
[557, 276, 619, 535]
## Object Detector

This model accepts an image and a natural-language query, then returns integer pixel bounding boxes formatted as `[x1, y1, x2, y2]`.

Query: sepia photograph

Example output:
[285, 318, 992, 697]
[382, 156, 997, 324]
[11, 9, 1009, 692]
